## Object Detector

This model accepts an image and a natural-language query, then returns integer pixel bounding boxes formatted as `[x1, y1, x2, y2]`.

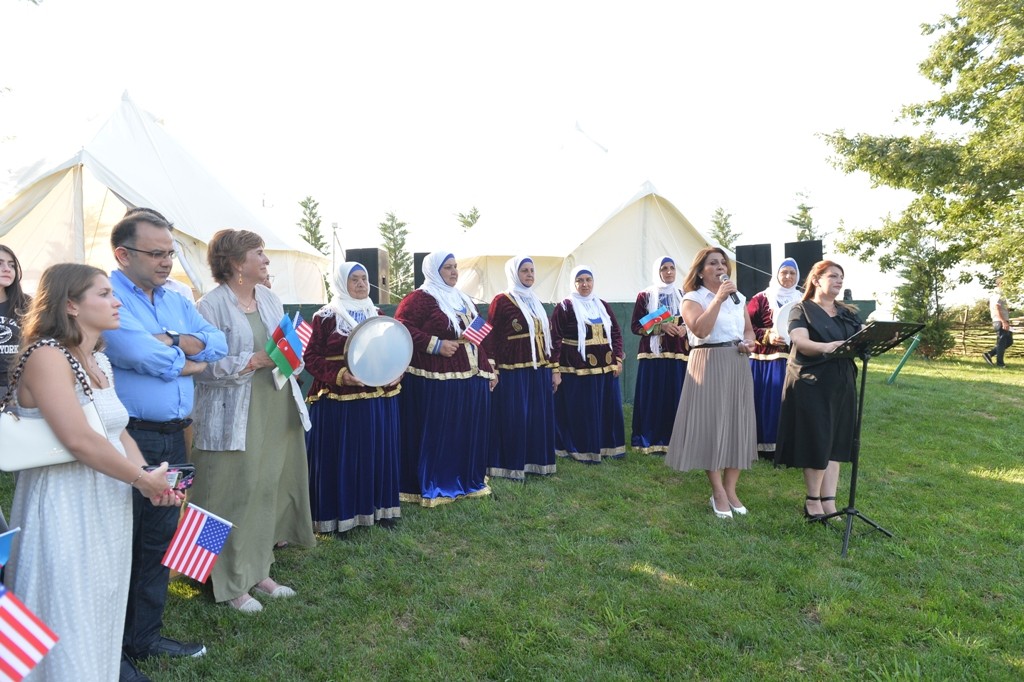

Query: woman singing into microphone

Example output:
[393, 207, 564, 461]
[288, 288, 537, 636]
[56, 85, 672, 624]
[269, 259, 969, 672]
[665, 247, 757, 519]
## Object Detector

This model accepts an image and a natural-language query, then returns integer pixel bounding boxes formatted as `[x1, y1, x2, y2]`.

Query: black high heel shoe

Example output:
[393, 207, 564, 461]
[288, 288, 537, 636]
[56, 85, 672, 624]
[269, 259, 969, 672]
[803, 496, 825, 522]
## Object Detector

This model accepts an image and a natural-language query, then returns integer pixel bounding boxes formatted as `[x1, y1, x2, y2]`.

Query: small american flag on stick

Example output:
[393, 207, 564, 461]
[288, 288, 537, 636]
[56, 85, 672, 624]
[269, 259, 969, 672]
[0, 585, 58, 681]
[161, 504, 233, 583]
[462, 316, 492, 346]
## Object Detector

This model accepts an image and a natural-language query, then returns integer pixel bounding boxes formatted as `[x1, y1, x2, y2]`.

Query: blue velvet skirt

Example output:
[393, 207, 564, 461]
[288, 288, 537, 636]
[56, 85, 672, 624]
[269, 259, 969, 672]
[631, 357, 687, 453]
[399, 373, 491, 506]
[487, 366, 557, 480]
[306, 395, 401, 532]
[554, 371, 625, 463]
[750, 357, 787, 452]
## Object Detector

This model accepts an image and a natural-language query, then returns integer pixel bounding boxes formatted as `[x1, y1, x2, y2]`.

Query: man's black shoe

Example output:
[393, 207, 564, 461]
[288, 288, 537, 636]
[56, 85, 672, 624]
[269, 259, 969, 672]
[135, 636, 207, 661]
[120, 654, 152, 682]
[983, 351, 994, 366]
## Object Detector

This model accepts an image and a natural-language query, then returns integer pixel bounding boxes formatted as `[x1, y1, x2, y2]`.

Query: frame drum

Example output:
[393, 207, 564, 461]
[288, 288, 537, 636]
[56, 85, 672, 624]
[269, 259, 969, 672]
[773, 301, 798, 346]
[344, 316, 413, 387]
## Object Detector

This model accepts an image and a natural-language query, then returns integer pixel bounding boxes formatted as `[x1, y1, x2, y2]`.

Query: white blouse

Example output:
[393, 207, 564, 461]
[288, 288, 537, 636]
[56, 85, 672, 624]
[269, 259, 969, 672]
[684, 287, 747, 346]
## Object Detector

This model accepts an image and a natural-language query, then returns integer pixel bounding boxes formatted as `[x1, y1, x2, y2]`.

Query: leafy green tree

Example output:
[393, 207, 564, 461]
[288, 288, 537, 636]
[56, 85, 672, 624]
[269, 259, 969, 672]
[297, 196, 328, 254]
[787, 193, 822, 242]
[296, 195, 330, 297]
[889, 228, 955, 358]
[378, 212, 413, 301]
[457, 206, 480, 231]
[707, 207, 741, 249]
[825, 0, 1024, 299]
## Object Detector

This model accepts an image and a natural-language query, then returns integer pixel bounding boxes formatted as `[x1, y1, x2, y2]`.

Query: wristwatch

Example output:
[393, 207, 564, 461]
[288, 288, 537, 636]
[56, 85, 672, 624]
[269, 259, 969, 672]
[166, 330, 181, 347]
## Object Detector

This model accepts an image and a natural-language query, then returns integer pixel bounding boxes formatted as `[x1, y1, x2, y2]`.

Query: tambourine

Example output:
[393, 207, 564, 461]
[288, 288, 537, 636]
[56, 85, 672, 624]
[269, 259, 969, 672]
[344, 316, 414, 387]
[772, 301, 798, 346]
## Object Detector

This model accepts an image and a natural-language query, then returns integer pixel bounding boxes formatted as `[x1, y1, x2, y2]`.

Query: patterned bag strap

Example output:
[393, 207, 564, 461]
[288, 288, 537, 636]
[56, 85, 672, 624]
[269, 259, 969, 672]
[0, 339, 94, 410]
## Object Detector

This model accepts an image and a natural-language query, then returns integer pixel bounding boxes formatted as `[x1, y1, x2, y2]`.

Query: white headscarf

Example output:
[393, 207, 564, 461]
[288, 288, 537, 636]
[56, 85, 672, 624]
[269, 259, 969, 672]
[419, 250, 478, 331]
[762, 257, 801, 310]
[644, 256, 683, 355]
[504, 255, 552, 367]
[321, 261, 379, 334]
[568, 265, 612, 356]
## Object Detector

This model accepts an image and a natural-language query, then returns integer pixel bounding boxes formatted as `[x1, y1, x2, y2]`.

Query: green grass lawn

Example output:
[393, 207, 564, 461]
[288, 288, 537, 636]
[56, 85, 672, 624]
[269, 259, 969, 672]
[10, 354, 1024, 680]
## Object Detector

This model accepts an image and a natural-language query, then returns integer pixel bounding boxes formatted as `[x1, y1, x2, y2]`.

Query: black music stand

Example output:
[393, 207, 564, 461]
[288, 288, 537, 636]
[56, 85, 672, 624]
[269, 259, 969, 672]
[820, 320, 924, 557]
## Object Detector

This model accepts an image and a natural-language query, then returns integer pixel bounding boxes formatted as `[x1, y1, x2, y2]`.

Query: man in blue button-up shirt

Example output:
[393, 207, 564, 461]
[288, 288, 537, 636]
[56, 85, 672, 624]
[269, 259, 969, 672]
[102, 210, 227, 682]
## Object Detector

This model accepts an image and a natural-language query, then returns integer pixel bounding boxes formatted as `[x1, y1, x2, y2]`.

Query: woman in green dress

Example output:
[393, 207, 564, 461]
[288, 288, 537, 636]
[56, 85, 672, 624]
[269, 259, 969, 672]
[191, 229, 315, 613]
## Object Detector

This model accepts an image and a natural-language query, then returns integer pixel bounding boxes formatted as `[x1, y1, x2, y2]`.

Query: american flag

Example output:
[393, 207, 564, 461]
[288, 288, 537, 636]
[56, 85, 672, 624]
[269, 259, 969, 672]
[0, 585, 58, 681]
[161, 505, 233, 583]
[462, 315, 493, 346]
[293, 312, 313, 353]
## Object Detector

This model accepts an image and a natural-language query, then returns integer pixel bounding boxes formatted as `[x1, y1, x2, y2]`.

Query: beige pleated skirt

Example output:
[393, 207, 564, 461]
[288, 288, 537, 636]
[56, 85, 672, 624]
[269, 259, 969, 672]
[665, 345, 757, 472]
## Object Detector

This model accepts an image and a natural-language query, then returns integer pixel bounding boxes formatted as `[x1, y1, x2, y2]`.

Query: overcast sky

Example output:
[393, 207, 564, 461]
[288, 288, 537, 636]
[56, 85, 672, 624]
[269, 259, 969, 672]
[2, 0, 973, 305]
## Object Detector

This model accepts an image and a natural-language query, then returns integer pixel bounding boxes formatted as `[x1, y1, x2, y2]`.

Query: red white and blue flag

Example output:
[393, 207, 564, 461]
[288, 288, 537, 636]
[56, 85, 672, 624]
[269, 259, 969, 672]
[293, 312, 313, 351]
[462, 316, 492, 346]
[161, 504, 233, 583]
[0, 585, 58, 681]
[639, 306, 672, 333]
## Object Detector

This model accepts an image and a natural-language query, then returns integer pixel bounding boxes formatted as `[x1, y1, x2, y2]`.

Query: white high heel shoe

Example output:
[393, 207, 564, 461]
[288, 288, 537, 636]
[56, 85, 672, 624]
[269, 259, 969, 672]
[728, 501, 748, 515]
[710, 496, 733, 519]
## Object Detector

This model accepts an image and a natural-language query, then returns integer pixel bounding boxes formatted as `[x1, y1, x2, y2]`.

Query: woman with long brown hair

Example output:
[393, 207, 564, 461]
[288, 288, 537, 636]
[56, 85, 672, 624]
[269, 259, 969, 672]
[665, 247, 757, 519]
[3, 263, 179, 680]
[775, 260, 863, 521]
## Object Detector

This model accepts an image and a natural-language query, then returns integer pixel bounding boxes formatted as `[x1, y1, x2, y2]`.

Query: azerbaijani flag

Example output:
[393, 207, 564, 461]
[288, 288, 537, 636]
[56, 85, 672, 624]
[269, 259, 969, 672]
[0, 528, 19, 569]
[639, 306, 672, 333]
[265, 315, 303, 378]
[0, 585, 58, 681]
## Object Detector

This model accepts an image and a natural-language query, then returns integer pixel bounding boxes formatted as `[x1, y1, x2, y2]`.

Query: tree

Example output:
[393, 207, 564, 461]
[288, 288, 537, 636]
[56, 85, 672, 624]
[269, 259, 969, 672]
[707, 207, 741, 249]
[825, 0, 1024, 300]
[786, 193, 822, 242]
[297, 196, 328, 254]
[296, 195, 330, 298]
[889, 228, 956, 358]
[457, 206, 480, 231]
[378, 212, 413, 301]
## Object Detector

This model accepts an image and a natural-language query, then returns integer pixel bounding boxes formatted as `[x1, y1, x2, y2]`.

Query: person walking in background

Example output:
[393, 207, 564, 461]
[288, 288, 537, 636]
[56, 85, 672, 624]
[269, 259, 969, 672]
[190, 229, 316, 613]
[101, 211, 226, 681]
[665, 247, 757, 519]
[630, 256, 688, 454]
[984, 277, 1011, 367]
[747, 258, 800, 458]
[485, 255, 557, 480]
[550, 266, 625, 463]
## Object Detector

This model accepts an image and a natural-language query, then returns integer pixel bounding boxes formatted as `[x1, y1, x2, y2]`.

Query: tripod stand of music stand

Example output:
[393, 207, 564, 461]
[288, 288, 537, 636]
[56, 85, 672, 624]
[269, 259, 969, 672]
[819, 320, 924, 557]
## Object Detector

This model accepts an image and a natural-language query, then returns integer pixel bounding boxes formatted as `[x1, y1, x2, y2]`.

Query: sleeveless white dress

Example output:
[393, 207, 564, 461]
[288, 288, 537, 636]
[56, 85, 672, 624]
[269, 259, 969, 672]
[4, 352, 133, 681]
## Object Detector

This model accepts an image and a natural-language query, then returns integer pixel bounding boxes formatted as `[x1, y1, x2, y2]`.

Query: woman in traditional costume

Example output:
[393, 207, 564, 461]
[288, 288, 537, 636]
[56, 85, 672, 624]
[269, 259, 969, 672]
[630, 256, 688, 454]
[304, 261, 401, 531]
[486, 255, 557, 480]
[746, 258, 800, 457]
[549, 266, 625, 463]
[395, 251, 495, 506]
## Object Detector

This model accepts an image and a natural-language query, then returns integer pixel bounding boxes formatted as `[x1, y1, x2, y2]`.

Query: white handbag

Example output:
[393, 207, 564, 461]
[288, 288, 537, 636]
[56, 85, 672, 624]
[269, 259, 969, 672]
[0, 340, 107, 472]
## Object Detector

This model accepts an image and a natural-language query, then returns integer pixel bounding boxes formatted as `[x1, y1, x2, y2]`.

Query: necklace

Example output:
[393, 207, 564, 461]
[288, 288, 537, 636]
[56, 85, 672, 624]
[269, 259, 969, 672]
[238, 297, 256, 312]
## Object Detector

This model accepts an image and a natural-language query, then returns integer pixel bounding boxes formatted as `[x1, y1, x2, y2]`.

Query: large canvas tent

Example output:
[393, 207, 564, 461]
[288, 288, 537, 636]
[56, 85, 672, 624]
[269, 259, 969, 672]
[0, 92, 327, 304]
[456, 182, 720, 303]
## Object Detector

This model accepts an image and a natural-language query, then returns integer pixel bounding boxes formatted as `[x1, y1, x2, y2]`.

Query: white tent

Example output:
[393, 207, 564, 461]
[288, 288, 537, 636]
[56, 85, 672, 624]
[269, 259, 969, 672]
[456, 182, 721, 303]
[0, 93, 328, 303]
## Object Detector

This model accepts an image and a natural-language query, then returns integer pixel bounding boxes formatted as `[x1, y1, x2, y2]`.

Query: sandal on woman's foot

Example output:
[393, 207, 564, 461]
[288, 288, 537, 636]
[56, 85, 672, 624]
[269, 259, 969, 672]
[804, 496, 824, 521]
[228, 594, 262, 613]
[254, 579, 296, 598]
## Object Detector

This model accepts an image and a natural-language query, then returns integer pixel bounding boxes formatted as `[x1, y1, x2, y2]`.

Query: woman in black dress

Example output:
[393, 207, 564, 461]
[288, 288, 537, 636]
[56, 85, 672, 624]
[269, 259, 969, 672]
[775, 260, 862, 521]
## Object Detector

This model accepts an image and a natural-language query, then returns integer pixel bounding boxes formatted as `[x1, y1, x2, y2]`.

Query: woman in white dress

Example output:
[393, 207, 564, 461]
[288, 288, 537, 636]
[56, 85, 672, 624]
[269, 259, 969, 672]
[3, 263, 180, 681]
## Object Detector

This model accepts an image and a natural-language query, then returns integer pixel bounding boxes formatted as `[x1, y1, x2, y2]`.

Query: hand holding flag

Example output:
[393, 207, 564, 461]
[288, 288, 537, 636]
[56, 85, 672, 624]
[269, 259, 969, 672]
[463, 316, 493, 346]
[639, 306, 672, 334]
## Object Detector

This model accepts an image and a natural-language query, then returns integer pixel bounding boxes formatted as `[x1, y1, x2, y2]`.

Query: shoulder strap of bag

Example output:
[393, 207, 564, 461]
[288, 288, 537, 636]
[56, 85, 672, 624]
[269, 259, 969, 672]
[1, 339, 94, 410]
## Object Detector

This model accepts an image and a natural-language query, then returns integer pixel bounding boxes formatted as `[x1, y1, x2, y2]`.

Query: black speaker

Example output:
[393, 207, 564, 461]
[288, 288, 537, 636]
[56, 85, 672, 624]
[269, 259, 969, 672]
[735, 244, 772, 300]
[413, 252, 428, 289]
[784, 240, 823, 286]
[345, 248, 389, 305]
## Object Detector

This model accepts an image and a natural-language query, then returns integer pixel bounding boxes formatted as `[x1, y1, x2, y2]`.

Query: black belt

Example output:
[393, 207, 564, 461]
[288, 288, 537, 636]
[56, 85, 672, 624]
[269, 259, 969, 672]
[127, 417, 193, 434]
[697, 341, 739, 349]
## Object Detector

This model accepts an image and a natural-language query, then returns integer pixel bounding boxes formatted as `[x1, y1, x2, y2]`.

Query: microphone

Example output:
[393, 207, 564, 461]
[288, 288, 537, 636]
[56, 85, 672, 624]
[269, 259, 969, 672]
[719, 274, 740, 304]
